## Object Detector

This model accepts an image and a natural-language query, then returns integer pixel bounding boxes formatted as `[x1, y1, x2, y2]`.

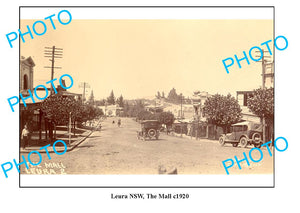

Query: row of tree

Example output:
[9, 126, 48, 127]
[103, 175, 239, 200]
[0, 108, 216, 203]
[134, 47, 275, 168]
[156, 88, 182, 103]
[122, 100, 145, 117]
[95, 90, 124, 107]
[40, 94, 103, 141]
[202, 88, 274, 137]
[136, 110, 175, 126]
[155, 87, 274, 136]
[156, 88, 192, 104]
[89, 87, 273, 139]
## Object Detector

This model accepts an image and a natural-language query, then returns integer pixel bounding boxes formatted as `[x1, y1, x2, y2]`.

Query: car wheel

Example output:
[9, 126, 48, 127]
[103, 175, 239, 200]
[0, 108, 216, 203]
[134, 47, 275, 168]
[239, 137, 248, 148]
[219, 136, 225, 146]
[148, 129, 156, 138]
[232, 143, 238, 147]
[252, 132, 262, 143]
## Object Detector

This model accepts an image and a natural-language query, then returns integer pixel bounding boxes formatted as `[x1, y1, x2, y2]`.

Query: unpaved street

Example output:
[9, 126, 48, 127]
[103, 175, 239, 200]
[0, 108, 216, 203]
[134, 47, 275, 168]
[21, 117, 273, 175]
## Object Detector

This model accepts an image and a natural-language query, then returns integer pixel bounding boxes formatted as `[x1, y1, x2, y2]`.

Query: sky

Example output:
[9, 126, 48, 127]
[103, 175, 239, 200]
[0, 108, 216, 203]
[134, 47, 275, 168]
[20, 19, 273, 100]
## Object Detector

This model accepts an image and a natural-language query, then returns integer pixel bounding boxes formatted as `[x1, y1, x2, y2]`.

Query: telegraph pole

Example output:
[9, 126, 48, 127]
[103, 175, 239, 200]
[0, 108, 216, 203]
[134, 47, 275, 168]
[44, 46, 63, 95]
[79, 82, 90, 103]
[255, 49, 272, 143]
[180, 93, 183, 119]
[180, 93, 184, 137]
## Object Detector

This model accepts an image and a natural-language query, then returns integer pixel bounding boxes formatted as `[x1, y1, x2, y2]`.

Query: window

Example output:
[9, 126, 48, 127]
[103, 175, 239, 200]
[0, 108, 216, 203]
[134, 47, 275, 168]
[233, 125, 247, 132]
[243, 93, 253, 106]
[243, 94, 248, 106]
[23, 74, 28, 90]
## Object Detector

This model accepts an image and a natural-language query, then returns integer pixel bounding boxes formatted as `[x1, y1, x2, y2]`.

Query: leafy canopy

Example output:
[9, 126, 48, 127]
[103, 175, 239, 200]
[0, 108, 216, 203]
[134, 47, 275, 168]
[202, 94, 242, 127]
[247, 88, 274, 119]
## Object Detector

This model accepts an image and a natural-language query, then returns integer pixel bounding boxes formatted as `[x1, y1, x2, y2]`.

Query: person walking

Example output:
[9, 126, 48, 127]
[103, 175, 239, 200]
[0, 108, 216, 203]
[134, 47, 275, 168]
[21, 124, 29, 149]
[117, 119, 121, 127]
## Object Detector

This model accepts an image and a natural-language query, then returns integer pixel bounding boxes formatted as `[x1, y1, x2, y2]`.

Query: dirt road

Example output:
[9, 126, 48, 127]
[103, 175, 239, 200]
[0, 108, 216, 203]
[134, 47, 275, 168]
[21, 117, 273, 175]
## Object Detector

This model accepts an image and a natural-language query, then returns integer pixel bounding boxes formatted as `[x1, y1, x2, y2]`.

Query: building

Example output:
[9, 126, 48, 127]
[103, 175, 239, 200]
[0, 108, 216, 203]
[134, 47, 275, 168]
[237, 60, 274, 123]
[99, 104, 123, 116]
[236, 91, 260, 123]
[263, 61, 274, 88]
[20, 56, 41, 132]
[163, 103, 194, 119]
[20, 56, 35, 96]
[20, 56, 82, 146]
[191, 91, 211, 121]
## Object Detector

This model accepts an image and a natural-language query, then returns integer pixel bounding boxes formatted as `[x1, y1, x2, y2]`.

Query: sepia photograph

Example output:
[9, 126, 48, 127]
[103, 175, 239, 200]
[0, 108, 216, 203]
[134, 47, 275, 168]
[18, 7, 274, 186]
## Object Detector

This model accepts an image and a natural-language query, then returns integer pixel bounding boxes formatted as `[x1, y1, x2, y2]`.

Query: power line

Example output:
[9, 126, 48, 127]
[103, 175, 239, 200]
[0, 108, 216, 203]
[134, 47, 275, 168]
[44, 46, 63, 95]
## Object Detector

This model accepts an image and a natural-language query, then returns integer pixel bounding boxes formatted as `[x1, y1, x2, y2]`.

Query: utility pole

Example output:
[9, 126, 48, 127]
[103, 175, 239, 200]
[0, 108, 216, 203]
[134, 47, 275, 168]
[68, 112, 72, 146]
[180, 93, 183, 119]
[79, 82, 90, 103]
[180, 93, 183, 137]
[44, 46, 63, 95]
[83, 82, 86, 101]
[255, 49, 272, 143]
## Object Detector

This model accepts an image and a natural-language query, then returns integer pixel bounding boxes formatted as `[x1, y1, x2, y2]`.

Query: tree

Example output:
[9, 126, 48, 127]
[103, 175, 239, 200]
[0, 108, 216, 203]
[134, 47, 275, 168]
[123, 101, 130, 117]
[107, 90, 115, 105]
[167, 88, 183, 103]
[41, 95, 76, 126]
[81, 103, 104, 122]
[162, 91, 165, 99]
[156, 91, 161, 99]
[167, 88, 179, 103]
[157, 111, 175, 127]
[137, 110, 156, 121]
[88, 90, 95, 105]
[247, 88, 274, 141]
[95, 98, 106, 106]
[116, 95, 124, 107]
[202, 94, 242, 133]
[40, 95, 79, 141]
[247, 88, 274, 120]
[122, 100, 146, 117]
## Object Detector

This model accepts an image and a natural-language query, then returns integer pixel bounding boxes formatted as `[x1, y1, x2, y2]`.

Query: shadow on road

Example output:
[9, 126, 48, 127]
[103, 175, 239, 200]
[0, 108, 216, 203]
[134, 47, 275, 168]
[139, 139, 166, 142]
[88, 135, 101, 139]
[77, 144, 95, 149]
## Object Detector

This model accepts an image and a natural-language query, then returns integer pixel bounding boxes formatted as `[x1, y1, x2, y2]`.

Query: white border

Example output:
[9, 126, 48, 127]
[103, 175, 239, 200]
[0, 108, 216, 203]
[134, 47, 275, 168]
[20, 7, 273, 20]
[20, 7, 274, 187]
[21, 174, 273, 187]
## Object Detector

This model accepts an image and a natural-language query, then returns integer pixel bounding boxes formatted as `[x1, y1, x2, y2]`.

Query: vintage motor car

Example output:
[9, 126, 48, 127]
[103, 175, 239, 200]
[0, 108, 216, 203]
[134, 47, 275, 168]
[137, 120, 161, 141]
[219, 121, 263, 148]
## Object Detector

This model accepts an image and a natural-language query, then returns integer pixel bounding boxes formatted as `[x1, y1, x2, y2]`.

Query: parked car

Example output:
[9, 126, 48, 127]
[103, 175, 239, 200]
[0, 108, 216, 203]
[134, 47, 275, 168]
[219, 121, 263, 148]
[137, 120, 161, 141]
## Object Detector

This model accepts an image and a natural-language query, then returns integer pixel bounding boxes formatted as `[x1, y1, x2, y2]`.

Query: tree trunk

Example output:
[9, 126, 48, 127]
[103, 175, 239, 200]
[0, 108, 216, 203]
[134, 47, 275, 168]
[49, 122, 53, 142]
[39, 110, 42, 140]
[73, 120, 76, 136]
[222, 125, 227, 134]
[54, 123, 56, 139]
[262, 116, 266, 143]
[45, 119, 48, 140]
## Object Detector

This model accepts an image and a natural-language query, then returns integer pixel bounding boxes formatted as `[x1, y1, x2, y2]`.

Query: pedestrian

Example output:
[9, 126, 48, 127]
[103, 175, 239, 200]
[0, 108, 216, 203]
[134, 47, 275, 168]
[187, 123, 192, 136]
[21, 124, 29, 149]
[117, 119, 121, 127]
[112, 120, 115, 124]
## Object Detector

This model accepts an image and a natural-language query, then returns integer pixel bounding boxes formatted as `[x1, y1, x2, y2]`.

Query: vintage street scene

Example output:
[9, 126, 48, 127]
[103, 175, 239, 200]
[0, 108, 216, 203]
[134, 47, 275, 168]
[19, 18, 274, 175]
